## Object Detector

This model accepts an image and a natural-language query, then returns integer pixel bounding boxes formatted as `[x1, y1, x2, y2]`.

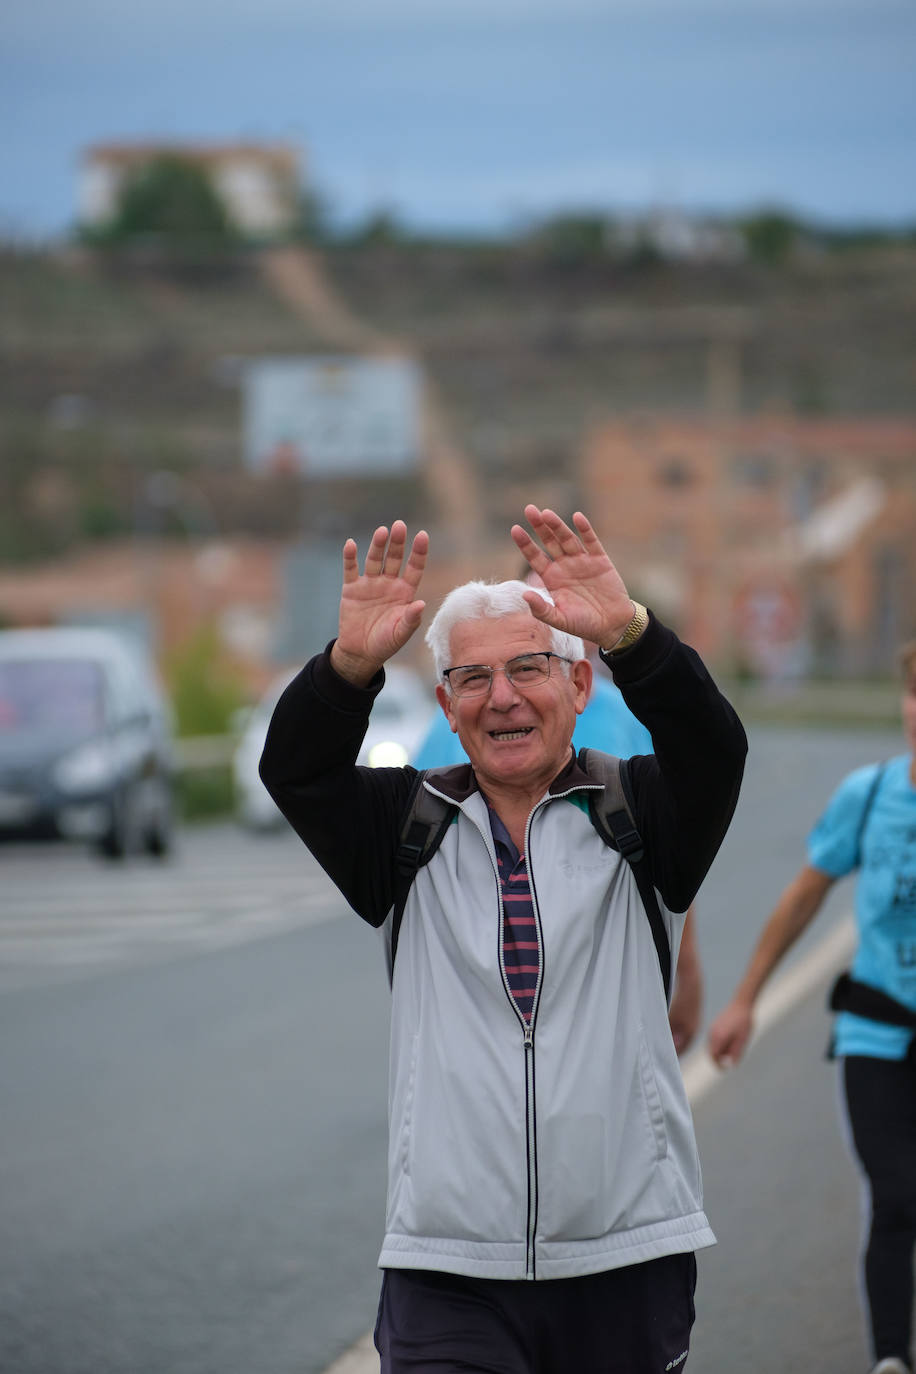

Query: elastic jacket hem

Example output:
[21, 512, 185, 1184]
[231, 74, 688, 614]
[379, 1212, 715, 1280]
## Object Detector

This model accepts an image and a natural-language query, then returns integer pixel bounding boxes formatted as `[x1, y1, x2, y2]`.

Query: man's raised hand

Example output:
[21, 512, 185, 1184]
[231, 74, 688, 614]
[511, 506, 635, 650]
[331, 522, 428, 686]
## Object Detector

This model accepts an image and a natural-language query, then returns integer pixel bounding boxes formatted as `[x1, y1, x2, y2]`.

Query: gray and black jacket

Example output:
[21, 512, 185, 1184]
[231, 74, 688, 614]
[259, 613, 747, 1280]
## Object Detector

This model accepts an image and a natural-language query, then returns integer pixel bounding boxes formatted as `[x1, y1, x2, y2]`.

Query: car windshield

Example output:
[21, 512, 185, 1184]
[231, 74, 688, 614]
[0, 658, 106, 733]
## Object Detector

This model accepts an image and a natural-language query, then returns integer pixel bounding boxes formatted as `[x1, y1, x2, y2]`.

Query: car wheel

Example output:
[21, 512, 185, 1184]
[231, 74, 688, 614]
[97, 786, 135, 860]
[144, 781, 174, 858]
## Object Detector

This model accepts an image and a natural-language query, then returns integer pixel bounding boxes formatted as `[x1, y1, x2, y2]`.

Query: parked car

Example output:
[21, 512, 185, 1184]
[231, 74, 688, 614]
[233, 662, 435, 830]
[0, 626, 176, 858]
[232, 667, 299, 831]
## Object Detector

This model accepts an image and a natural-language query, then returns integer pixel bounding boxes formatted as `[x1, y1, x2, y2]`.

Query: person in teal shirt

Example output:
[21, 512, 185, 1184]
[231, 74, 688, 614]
[708, 639, 916, 1374]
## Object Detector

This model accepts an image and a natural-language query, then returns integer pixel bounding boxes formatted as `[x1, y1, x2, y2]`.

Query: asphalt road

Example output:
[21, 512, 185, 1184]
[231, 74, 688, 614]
[0, 721, 905, 1374]
[0, 910, 392, 1374]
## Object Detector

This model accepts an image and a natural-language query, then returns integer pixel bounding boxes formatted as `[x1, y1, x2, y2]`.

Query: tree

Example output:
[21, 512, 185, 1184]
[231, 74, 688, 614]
[86, 155, 239, 257]
[739, 210, 799, 265]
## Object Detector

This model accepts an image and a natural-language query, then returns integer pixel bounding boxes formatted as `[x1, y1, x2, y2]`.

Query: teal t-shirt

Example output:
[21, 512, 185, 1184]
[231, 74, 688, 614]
[807, 754, 916, 1060]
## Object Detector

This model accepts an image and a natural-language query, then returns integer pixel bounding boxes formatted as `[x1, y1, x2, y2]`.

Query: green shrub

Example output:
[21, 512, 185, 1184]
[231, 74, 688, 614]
[176, 762, 234, 821]
[166, 623, 247, 737]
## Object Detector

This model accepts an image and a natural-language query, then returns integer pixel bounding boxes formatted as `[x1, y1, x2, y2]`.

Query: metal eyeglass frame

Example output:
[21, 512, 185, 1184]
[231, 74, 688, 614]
[442, 651, 572, 699]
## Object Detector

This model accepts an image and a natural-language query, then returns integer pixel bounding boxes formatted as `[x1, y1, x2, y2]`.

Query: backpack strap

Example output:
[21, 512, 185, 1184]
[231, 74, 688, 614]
[388, 771, 456, 979]
[391, 755, 672, 1001]
[580, 748, 672, 1001]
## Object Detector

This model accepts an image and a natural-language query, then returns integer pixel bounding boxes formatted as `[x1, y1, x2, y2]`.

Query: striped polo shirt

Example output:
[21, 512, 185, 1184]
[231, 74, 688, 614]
[489, 807, 540, 1024]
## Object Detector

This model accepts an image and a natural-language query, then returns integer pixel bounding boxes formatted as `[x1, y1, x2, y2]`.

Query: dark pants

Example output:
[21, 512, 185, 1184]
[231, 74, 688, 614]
[374, 1252, 697, 1374]
[843, 1050, 916, 1366]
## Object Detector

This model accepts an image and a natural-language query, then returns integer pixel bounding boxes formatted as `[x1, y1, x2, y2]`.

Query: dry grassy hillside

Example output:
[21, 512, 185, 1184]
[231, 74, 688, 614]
[1, 239, 914, 566]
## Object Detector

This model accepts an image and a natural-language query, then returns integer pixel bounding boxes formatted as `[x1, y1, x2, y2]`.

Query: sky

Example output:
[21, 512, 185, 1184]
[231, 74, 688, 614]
[3, 0, 915, 240]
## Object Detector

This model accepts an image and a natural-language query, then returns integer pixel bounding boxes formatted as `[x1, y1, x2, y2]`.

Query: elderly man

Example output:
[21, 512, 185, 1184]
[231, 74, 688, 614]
[412, 571, 705, 1057]
[260, 506, 746, 1374]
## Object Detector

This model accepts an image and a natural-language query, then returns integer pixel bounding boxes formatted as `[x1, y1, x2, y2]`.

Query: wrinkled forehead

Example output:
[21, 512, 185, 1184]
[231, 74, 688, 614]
[447, 611, 553, 666]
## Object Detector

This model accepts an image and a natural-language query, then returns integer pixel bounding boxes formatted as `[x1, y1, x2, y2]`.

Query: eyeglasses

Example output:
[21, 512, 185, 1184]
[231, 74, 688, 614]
[442, 651, 572, 699]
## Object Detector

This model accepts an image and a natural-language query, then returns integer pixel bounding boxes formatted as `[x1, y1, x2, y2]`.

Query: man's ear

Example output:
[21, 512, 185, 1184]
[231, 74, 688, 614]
[435, 683, 459, 734]
[571, 658, 592, 715]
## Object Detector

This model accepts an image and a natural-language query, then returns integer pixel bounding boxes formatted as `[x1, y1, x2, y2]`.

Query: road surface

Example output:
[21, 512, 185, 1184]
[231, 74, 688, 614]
[0, 722, 903, 1373]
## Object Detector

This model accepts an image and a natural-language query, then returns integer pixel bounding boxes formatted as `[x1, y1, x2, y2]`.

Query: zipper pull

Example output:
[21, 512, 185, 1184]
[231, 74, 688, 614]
[523, 1023, 533, 1048]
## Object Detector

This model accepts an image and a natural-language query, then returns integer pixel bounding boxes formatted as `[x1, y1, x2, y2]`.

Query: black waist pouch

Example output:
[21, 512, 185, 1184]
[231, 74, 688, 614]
[828, 970, 916, 1030]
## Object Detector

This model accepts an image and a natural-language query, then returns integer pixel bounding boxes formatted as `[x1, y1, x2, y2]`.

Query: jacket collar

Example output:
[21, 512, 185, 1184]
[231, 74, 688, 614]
[423, 746, 594, 805]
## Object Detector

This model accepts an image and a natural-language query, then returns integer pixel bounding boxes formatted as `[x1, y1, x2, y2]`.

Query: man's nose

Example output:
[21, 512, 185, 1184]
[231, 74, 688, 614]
[487, 667, 524, 706]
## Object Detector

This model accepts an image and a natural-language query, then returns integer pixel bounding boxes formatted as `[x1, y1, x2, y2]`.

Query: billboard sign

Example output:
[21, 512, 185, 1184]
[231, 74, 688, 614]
[243, 355, 422, 475]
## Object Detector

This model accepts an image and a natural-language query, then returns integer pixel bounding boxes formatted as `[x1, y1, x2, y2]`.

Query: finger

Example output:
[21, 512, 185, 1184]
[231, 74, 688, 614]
[403, 530, 430, 589]
[391, 599, 427, 652]
[400, 599, 427, 634]
[523, 505, 564, 559]
[522, 589, 561, 627]
[511, 523, 551, 574]
[528, 506, 583, 558]
[571, 511, 607, 555]
[383, 520, 408, 576]
[363, 525, 391, 575]
[713, 1030, 742, 1065]
[341, 536, 360, 584]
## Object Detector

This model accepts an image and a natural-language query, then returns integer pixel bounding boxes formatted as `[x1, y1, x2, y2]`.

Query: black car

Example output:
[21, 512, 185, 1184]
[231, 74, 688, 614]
[0, 626, 176, 858]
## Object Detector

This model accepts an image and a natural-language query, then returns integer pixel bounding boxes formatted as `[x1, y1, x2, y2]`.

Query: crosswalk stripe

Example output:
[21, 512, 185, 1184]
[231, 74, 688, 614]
[0, 829, 348, 985]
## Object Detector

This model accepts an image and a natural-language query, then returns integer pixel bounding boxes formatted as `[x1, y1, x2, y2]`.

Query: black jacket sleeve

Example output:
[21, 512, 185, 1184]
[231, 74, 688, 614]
[260, 615, 748, 928]
[603, 613, 748, 912]
[258, 646, 416, 928]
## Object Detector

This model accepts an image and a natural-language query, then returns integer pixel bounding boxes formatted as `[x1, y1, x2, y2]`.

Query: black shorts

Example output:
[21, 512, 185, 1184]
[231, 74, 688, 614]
[374, 1252, 697, 1374]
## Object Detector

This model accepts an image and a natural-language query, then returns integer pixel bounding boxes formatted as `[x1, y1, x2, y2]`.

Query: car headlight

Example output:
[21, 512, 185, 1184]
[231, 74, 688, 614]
[367, 740, 410, 768]
[53, 740, 117, 793]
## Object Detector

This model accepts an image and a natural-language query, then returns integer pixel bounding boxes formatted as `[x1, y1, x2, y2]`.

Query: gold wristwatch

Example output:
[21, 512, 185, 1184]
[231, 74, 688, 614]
[605, 602, 649, 654]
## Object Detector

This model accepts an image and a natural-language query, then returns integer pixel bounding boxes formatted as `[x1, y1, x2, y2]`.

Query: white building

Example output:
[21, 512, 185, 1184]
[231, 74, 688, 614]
[79, 142, 302, 238]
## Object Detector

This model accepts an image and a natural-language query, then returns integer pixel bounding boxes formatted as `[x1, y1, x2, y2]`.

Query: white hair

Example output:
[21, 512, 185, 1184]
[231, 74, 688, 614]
[424, 579, 585, 680]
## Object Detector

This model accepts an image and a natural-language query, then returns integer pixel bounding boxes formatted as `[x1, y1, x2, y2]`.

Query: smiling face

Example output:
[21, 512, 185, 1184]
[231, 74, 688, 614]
[435, 611, 591, 802]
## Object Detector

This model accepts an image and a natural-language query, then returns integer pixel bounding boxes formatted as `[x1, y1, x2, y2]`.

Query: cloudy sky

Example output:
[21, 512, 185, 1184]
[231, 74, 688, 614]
[3, 0, 915, 239]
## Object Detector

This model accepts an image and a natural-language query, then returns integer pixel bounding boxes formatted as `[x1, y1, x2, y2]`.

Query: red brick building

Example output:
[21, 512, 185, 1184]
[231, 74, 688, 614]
[581, 415, 916, 678]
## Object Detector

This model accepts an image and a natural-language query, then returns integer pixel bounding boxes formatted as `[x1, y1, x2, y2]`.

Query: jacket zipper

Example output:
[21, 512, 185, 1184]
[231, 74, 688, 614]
[488, 804, 547, 1280]
[523, 1022, 538, 1278]
[521, 806, 546, 1279]
[467, 784, 623, 1280]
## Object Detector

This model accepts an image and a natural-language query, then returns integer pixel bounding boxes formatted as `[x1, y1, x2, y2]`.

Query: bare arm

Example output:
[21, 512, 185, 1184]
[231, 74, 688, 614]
[668, 905, 703, 1055]
[707, 864, 835, 1067]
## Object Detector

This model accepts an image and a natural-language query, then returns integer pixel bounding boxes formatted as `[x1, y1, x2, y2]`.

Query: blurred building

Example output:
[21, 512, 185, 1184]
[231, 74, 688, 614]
[0, 539, 283, 693]
[3, 413, 914, 689]
[79, 141, 301, 238]
[581, 415, 916, 679]
[243, 355, 423, 475]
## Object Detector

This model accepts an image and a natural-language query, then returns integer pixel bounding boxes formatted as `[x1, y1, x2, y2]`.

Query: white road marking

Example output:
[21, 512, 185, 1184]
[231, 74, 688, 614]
[0, 832, 345, 987]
